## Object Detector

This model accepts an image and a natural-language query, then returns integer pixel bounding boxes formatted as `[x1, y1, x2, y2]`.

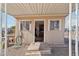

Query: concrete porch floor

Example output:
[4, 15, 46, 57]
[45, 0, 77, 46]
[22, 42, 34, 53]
[6, 42, 69, 56]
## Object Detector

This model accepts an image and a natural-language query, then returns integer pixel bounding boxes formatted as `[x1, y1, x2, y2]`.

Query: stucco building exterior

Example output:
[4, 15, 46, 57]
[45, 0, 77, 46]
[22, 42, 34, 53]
[7, 3, 69, 45]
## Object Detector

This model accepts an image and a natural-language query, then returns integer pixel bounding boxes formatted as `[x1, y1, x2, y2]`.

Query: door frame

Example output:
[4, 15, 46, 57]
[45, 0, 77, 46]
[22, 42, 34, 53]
[34, 19, 45, 42]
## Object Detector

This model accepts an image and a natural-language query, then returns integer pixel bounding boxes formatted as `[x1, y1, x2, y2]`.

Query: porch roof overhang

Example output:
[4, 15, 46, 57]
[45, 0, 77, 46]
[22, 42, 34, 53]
[1, 3, 76, 18]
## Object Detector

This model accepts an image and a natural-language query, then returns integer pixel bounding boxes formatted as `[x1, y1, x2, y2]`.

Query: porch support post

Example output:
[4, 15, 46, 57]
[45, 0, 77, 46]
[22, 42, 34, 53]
[4, 3, 7, 56]
[0, 3, 2, 56]
[15, 19, 20, 46]
[14, 20, 21, 48]
[75, 3, 78, 56]
[15, 19, 18, 44]
[69, 3, 72, 56]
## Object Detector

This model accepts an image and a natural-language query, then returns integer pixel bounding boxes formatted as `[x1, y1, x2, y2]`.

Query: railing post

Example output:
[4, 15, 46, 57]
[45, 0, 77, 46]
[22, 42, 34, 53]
[75, 3, 78, 56]
[4, 3, 7, 56]
[69, 3, 72, 56]
[0, 3, 3, 56]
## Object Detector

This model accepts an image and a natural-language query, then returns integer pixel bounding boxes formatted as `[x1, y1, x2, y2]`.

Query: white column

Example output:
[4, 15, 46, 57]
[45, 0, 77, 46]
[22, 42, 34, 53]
[69, 3, 72, 56]
[15, 20, 17, 44]
[0, 3, 2, 56]
[15, 19, 19, 44]
[75, 3, 78, 56]
[4, 3, 7, 56]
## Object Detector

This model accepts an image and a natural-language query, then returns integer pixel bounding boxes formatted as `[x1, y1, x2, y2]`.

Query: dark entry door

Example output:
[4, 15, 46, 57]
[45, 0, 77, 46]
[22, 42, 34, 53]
[35, 21, 44, 42]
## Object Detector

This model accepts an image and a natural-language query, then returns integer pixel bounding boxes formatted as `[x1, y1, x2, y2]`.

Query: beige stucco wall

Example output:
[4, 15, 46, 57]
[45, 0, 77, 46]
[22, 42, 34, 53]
[21, 20, 35, 45]
[16, 16, 65, 45]
[44, 19, 64, 45]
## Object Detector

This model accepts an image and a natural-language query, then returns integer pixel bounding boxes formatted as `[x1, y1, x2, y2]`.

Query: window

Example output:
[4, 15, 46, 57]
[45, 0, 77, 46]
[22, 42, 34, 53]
[50, 20, 59, 30]
[20, 21, 31, 31]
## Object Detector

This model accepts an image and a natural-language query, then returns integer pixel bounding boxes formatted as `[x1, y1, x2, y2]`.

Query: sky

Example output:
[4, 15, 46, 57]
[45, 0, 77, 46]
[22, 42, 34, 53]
[6, 14, 15, 28]
[65, 10, 79, 28]
[0, 11, 15, 28]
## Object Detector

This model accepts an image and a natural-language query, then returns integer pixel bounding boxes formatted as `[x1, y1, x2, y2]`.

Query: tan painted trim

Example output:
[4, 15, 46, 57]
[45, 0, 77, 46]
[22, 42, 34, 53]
[15, 15, 65, 20]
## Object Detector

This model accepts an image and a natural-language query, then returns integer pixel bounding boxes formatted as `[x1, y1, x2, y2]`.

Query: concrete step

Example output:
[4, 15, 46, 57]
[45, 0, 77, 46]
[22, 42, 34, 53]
[27, 42, 40, 50]
[27, 42, 51, 50]
[25, 50, 51, 56]
[25, 42, 52, 56]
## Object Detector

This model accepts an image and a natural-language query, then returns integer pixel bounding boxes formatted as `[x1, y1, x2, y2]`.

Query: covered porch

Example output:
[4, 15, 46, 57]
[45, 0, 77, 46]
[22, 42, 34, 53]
[0, 3, 78, 56]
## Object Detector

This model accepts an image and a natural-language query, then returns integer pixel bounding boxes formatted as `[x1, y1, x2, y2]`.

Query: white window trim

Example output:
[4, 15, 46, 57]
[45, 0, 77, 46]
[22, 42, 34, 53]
[19, 19, 32, 31]
[48, 19, 61, 31]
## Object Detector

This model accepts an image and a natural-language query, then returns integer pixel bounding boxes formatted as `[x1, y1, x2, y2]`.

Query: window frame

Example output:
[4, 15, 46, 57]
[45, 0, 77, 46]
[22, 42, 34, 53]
[48, 19, 61, 31]
[19, 20, 32, 31]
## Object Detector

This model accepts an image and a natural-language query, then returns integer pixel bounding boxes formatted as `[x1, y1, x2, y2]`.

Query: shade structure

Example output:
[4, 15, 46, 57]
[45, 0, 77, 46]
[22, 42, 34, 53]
[2, 3, 70, 17]
[0, 3, 78, 56]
